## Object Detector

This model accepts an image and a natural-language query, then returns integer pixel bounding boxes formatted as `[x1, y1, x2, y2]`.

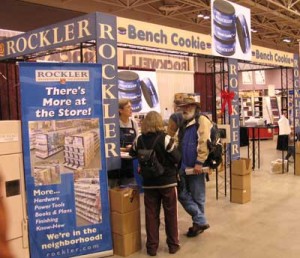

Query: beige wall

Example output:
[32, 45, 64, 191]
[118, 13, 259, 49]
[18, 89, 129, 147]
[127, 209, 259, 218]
[156, 70, 194, 115]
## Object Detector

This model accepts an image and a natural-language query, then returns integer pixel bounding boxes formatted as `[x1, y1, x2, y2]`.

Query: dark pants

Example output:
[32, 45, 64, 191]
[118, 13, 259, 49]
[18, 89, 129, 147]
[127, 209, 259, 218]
[144, 187, 179, 253]
[285, 146, 295, 160]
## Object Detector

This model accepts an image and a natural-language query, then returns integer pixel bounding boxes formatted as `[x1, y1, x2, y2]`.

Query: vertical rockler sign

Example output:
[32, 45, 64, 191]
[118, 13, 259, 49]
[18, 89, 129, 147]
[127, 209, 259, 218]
[96, 13, 120, 171]
[228, 58, 240, 160]
[294, 54, 300, 131]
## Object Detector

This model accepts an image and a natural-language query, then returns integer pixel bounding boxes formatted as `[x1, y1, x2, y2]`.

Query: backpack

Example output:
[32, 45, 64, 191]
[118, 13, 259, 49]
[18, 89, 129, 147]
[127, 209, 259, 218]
[137, 135, 165, 179]
[200, 115, 223, 169]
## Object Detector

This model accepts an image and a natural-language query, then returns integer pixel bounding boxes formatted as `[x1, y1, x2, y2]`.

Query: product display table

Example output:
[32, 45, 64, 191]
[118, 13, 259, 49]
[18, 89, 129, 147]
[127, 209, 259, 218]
[241, 125, 278, 170]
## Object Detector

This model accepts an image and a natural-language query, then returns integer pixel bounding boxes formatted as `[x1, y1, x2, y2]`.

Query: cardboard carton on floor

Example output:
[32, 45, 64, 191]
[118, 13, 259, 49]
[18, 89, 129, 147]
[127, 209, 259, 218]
[113, 231, 141, 257]
[111, 209, 141, 235]
[109, 186, 139, 213]
[231, 188, 251, 204]
[271, 159, 287, 174]
[231, 158, 251, 176]
[231, 174, 251, 190]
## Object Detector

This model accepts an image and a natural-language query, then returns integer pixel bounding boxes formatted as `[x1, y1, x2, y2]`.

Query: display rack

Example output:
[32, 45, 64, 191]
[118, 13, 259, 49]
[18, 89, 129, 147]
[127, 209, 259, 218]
[35, 128, 82, 159]
[33, 164, 61, 185]
[287, 89, 300, 125]
[253, 96, 263, 118]
[239, 96, 253, 125]
[74, 178, 102, 224]
[288, 90, 293, 120]
[269, 96, 280, 124]
[29, 130, 39, 150]
[64, 130, 100, 170]
[35, 132, 65, 159]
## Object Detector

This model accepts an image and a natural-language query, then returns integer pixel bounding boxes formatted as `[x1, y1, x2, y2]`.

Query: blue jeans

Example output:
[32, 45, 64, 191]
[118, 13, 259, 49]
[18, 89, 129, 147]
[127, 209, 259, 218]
[178, 171, 207, 225]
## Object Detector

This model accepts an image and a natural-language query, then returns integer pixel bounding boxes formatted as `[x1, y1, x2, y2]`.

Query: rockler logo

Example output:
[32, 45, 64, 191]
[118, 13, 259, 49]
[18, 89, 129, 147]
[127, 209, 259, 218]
[0, 43, 4, 57]
[35, 70, 90, 82]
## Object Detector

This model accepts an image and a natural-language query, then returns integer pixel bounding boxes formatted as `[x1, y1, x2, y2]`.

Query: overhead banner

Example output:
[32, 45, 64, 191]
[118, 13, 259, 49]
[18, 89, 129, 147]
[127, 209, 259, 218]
[20, 62, 113, 258]
[116, 16, 295, 67]
[117, 17, 212, 56]
[252, 45, 295, 68]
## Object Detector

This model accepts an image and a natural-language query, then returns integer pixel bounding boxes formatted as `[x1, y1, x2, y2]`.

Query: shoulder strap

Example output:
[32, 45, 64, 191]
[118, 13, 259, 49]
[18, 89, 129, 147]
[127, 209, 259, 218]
[151, 134, 162, 149]
[139, 134, 161, 150]
[139, 136, 146, 149]
[199, 114, 211, 122]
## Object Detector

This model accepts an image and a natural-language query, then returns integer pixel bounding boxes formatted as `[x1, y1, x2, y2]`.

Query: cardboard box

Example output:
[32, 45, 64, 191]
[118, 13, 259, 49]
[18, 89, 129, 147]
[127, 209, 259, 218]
[295, 154, 300, 175]
[0, 121, 22, 155]
[296, 142, 300, 154]
[111, 209, 140, 235]
[231, 188, 251, 204]
[271, 159, 287, 174]
[109, 187, 139, 213]
[231, 158, 251, 175]
[113, 231, 141, 257]
[231, 174, 251, 190]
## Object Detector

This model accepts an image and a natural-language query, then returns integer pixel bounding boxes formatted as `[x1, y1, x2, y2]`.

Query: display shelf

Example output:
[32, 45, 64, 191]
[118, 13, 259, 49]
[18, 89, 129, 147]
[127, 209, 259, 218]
[29, 130, 42, 150]
[287, 89, 300, 124]
[270, 96, 280, 124]
[239, 97, 253, 125]
[288, 90, 293, 120]
[35, 128, 81, 159]
[253, 97, 263, 118]
[64, 130, 100, 169]
[74, 178, 101, 224]
[33, 164, 61, 185]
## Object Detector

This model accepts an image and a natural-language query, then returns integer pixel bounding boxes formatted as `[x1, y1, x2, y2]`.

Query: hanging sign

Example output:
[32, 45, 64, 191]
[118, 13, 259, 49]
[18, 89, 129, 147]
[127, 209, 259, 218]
[211, 0, 251, 61]
[294, 54, 300, 130]
[228, 58, 240, 160]
[20, 62, 113, 258]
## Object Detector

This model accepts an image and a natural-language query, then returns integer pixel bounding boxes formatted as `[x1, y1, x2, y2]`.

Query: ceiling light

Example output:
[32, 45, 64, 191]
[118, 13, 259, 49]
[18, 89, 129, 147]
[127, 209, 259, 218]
[197, 14, 204, 18]
[203, 15, 210, 20]
[251, 29, 257, 33]
[283, 38, 291, 43]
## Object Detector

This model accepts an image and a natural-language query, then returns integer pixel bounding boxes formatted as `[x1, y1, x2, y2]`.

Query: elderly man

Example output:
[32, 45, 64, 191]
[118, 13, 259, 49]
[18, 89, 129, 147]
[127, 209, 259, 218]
[176, 96, 212, 237]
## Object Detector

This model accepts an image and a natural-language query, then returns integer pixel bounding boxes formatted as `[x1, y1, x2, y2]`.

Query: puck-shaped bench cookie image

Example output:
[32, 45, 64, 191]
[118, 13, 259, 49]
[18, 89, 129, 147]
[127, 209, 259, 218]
[140, 77, 159, 108]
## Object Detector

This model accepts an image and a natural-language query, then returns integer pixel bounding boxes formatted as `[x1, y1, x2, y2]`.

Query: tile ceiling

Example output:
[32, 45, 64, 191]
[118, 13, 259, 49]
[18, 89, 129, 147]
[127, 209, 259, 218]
[4, 0, 300, 54]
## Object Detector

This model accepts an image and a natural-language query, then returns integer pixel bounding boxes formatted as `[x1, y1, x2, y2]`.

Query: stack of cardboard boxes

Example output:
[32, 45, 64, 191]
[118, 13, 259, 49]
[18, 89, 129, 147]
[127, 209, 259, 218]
[109, 187, 141, 256]
[231, 158, 251, 204]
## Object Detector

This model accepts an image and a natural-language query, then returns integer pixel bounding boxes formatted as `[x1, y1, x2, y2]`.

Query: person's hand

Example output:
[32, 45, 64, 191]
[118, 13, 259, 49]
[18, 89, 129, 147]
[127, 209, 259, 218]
[194, 163, 203, 174]
[125, 144, 132, 152]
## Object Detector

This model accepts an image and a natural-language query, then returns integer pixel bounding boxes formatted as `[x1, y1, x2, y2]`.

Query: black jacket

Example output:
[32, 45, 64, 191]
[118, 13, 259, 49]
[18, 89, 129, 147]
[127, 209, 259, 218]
[130, 132, 181, 188]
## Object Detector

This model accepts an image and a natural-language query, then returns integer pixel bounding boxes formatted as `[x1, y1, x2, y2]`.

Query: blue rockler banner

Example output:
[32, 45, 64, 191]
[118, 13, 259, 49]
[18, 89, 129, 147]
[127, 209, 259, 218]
[20, 62, 113, 258]
[228, 58, 240, 160]
[293, 54, 300, 133]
